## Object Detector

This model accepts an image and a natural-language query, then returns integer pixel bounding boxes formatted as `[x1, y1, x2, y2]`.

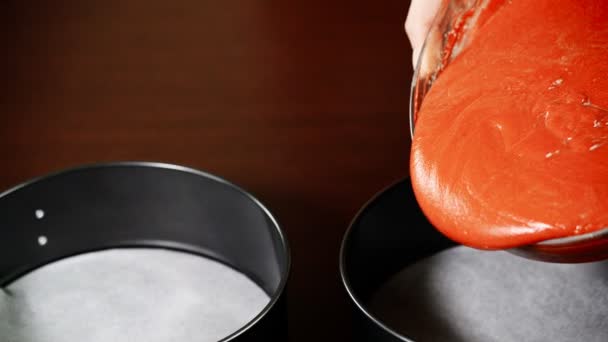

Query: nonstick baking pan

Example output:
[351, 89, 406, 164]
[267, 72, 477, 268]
[0, 162, 290, 342]
[340, 179, 608, 342]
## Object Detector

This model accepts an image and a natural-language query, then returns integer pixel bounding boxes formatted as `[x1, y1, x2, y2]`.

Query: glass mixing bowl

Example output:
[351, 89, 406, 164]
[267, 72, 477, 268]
[408, 0, 608, 263]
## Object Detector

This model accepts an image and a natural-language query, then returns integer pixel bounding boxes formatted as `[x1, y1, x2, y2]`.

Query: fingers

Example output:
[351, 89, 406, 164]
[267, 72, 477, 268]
[405, 0, 443, 68]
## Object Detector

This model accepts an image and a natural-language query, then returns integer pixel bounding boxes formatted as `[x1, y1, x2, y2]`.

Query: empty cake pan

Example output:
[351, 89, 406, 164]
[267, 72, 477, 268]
[340, 179, 608, 342]
[0, 162, 290, 342]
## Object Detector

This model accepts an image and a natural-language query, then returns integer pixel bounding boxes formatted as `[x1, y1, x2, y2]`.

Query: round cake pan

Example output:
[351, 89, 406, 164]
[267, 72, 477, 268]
[340, 180, 453, 342]
[340, 179, 608, 342]
[0, 162, 290, 342]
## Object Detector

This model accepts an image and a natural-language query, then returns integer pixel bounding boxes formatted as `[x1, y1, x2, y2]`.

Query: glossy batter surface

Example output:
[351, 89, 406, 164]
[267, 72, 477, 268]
[411, 0, 608, 249]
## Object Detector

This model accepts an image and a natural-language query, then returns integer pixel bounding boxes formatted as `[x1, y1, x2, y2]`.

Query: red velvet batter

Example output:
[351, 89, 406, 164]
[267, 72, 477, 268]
[411, 0, 608, 249]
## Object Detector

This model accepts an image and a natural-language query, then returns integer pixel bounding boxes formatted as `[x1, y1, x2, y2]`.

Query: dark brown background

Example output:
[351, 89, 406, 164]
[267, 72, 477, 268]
[0, 1, 413, 340]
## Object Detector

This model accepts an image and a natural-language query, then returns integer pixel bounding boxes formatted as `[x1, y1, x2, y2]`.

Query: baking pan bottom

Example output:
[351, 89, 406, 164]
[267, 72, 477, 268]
[369, 245, 608, 342]
[0, 248, 270, 342]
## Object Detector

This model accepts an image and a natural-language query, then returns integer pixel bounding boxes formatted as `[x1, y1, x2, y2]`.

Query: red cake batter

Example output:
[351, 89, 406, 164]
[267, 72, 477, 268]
[411, 0, 608, 249]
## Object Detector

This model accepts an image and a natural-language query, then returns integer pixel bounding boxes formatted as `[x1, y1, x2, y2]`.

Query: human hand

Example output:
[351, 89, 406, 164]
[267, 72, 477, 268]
[404, 0, 443, 68]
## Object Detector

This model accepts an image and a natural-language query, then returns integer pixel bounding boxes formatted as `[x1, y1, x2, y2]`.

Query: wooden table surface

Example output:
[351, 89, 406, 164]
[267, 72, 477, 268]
[0, 1, 413, 340]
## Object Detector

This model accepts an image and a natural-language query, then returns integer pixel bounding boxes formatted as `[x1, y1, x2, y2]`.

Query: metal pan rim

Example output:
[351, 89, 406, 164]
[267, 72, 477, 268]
[0, 161, 291, 342]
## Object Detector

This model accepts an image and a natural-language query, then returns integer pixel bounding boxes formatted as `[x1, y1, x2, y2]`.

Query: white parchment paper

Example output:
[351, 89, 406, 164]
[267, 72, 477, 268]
[370, 246, 608, 342]
[0, 248, 269, 342]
